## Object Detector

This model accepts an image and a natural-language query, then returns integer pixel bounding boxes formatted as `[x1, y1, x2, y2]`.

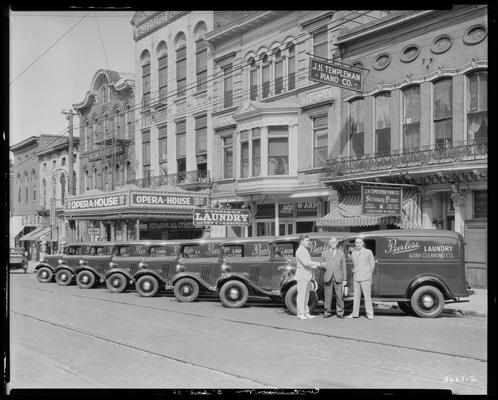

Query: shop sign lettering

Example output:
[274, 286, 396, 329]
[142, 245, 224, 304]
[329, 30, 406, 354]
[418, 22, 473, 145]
[361, 186, 402, 215]
[22, 215, 48, 227]
[297, 201, 317, 217]
[140, 221, 194, 230]
[131, 193, 193, 207]
[193, 208, 250, 226]
[65, 194, 127, 210]
[309, 59, 362, 91]
[384, 238, 457, 259]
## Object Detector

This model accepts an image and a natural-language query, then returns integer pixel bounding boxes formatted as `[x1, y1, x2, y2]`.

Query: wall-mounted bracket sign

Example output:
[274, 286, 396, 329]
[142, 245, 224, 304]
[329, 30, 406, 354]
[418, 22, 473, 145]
[22, 215, 49, 227]
[193, 208, 251, 226]
[361, 185, 402, 215]
[309, 58, 362, 91]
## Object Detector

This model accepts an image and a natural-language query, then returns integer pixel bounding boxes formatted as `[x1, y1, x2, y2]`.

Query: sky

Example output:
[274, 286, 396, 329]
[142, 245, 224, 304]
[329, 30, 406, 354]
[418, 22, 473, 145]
[9, 10, 136, 153]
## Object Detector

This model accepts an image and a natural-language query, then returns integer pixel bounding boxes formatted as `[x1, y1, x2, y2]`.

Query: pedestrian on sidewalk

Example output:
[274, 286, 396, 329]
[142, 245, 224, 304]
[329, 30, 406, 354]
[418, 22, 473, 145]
[321, 237, 347, 319]
[295, 235, 325, 320]
[346, 238, 375, 320]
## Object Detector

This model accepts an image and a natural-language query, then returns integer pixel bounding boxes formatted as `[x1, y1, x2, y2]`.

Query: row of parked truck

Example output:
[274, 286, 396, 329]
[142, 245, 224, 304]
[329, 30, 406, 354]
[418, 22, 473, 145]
[34, 230, 474, 318]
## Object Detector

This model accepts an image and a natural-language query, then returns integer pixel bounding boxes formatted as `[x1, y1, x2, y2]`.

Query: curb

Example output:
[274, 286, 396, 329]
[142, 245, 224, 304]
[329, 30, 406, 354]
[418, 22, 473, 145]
[382, 303, 487, 318]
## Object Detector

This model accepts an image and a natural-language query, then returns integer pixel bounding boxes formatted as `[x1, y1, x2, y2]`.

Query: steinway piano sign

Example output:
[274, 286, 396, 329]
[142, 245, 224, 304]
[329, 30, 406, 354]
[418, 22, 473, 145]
[193, 208, 250, 226]
[361, 186, 402, 215]
[309, 58, 362, 91]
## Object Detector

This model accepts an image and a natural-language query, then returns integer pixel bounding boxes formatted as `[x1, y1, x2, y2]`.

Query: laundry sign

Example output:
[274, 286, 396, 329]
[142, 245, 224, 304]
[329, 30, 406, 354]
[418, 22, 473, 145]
[193, 208, 251, 226]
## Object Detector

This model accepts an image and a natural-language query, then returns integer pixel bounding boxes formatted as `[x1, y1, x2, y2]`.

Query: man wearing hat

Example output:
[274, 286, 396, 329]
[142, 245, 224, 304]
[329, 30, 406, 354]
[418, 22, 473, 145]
[321, 237, 347, 318]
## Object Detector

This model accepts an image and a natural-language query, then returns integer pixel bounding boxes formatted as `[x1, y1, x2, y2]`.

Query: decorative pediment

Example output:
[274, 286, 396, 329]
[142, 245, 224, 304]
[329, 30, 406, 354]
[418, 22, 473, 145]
[233, 99, 300, 121]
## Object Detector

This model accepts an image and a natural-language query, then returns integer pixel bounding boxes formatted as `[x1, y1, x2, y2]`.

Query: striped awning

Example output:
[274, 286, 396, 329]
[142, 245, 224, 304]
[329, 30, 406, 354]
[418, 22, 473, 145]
[19, 226, 57, 242]
[317, 190, 422, 229]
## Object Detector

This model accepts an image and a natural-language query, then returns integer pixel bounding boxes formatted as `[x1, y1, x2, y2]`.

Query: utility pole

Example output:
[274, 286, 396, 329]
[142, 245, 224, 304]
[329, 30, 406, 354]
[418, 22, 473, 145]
[61, 109, 77, 196]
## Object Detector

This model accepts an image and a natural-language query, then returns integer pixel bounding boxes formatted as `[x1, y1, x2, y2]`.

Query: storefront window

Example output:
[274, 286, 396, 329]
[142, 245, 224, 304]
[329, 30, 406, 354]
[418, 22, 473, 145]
[252, 128, 261, 177]
[467, 71, 487, 144]
[473, 190, 487, 218]
[434, 78, 453, 149]
[375, 93, 391, 155]
[268, 126, 288, 176]
[240, 137, 249, 178]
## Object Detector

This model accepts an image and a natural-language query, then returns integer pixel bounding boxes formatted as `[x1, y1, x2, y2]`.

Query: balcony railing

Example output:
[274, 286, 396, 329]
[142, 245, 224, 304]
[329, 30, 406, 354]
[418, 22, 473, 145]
[326, 139, 487, 177]
[127, 170, 211, 189]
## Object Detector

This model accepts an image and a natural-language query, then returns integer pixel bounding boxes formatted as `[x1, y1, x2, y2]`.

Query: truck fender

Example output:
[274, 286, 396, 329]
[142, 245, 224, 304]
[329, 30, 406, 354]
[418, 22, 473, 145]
[35, 263, 54, 272]
[104, 268, 134, 281]
[171, 272, 211, 290]
[407, 274, 455, 300]
[133, 269, 167, 284]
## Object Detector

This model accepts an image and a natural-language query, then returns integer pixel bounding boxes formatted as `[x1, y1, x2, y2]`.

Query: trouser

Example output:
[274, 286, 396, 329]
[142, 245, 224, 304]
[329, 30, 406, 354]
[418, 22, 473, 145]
[352, 279, 373, 317]
[323, 279, 344, 316]
[296, 280, 311, 317]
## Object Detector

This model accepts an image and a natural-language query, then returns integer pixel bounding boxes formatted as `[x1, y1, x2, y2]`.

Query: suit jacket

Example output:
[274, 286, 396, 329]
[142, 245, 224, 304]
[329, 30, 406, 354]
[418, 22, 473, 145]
[351, 247, 375, 281]
[294, 245, 320, 281]
[321, 248, 347, 283]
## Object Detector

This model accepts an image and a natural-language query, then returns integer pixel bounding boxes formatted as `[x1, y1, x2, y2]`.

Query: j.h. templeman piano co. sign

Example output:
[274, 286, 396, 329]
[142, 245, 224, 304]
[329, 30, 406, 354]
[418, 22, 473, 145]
[193, 208, 251, 226]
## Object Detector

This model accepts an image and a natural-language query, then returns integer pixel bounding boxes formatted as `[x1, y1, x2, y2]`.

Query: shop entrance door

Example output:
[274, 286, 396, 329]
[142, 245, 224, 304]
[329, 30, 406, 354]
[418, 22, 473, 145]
[464, 221, 487, 288]
[278, 221, 293, 236]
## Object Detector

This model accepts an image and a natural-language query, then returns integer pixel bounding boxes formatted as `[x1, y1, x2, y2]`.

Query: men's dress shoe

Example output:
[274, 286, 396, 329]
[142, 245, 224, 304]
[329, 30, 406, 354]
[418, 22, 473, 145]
[297, 315, 308, 320]
[305, 314, 316, 319]
[337, 315, 344, 319]
[323, 312, 332, 318]
[345, 314, 359, 319]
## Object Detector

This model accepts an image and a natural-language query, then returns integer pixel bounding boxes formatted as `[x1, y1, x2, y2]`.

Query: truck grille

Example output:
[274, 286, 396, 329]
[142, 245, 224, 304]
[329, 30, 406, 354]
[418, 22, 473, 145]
[249, 266, 260, 282]
[162, 265, 170, 278]
[129, 264, 138, 274]
[201, 266, 210, 281]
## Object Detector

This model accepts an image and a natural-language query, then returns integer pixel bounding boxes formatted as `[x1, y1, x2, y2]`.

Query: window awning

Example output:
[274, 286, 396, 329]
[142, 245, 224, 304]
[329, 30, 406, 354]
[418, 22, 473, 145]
[316, 190, 422, 229]
[19, 226, 57, 242]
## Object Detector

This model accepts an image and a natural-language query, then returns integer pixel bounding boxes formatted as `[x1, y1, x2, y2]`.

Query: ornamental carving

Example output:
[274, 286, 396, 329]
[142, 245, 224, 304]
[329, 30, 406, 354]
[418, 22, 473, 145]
[373, 53, 391, 70]
[400, 44, 420, 63]
[463, 25, 487, 45]
[431, 34, 453, 54]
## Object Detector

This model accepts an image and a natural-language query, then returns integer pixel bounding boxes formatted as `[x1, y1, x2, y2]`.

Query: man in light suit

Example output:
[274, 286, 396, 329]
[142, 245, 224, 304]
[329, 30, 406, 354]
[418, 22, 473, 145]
[295, 235, 324, 320]
[321, 237, 347, 318]
[346, 238, 376, 319]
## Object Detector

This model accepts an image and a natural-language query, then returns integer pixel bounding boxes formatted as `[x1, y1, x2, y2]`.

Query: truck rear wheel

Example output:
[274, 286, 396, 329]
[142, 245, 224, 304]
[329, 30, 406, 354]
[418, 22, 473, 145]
[55, 269, 73, 286]
[284, 284, 318, 316]
[76, 270, 96, 289]
[410, 285, 445, 318]
[106, 273, 128, 293]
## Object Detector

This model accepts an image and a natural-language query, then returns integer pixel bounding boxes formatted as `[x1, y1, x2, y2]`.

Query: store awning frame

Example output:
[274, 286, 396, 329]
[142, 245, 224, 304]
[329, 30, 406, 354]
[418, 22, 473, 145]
[19, 226, 57, 242]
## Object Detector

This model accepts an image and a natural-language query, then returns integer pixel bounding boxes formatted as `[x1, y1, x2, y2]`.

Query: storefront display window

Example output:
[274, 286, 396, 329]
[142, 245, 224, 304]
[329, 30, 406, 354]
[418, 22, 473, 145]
[473, 190, 487, 218]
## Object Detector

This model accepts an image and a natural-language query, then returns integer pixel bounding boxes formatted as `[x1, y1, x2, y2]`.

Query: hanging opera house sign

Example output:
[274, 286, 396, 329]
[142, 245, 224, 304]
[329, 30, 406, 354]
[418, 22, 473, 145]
[193, 208, 251, 226]
[309, 58, 363, 91]
[361, 185, 402, 216]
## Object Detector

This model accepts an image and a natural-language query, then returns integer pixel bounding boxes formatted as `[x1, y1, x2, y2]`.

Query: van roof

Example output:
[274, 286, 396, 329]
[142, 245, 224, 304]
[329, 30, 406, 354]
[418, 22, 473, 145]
[339, 229, 463, 241]
[220, 236, 275, 245]
[272, 232, 347, 243]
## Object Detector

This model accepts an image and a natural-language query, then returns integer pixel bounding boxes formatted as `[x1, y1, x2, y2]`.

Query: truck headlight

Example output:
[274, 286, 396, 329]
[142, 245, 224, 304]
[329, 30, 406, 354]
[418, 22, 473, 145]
[221, 262, 231, 273]
[109, 261, 117, 268]
[176, 264, 184, 272]
[57, 259, 64, 264]
[78, 259, 86, 265]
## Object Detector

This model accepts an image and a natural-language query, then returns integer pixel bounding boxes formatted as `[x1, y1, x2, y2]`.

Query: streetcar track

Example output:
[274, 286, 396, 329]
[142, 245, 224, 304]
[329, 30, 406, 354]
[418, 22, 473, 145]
[14, 283, 487, 364]
[12, 310, 274, 388]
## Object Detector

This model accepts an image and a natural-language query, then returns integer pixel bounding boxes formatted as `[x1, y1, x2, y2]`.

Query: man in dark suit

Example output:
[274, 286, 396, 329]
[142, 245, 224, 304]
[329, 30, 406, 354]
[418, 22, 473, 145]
[321, 237, 347, 318]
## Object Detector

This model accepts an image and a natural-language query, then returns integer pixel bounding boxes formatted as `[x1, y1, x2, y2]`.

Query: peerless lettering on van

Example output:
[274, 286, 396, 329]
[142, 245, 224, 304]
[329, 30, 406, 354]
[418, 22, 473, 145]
[384, 238, 457, 259]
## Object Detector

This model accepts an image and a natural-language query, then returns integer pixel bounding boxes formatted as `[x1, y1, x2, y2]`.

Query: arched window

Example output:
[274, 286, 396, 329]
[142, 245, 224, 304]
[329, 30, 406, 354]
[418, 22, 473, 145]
[433, 78, 453, 148]
[261, 54, 270, 98]
[274, 49, 283, 95]
[84, 121, 89, 151]
[17, 174, 21, 202]
[32, 169, 36, 200]
[194, 22, 208, 92]
[72, 171, 77, 195]
[60, 174, 66, 203]
[42, 178, 46, 206]
[287, 43, 295, 91]
[115, 109, 121, 137]
[93, 117, 98, 148]
[349, 98, 365, 157]
[115, 163, 122, 186]
[24, 171, 28, 202]
[157, 41, 168, 103]
[103, 113, 109, 135]
[124, 161, 131, 183]
[104, 165, 109, 190]
[467, 70, 487, 143]
[93, 167, 98, 189]
[84, 169, 89, 191]
[402, 85, 420, 150]
[175, 32, 187, 98]
[125, 105, 132, 138]
[100, 86, 107, 103]
[249, 58, 257, 100]
[375, 92, 391, 155]
[141, 50, 151, 107]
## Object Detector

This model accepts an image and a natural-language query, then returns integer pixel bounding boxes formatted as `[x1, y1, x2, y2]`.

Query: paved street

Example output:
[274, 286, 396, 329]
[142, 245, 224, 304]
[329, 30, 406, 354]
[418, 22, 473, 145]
[7, 270, 487, 393]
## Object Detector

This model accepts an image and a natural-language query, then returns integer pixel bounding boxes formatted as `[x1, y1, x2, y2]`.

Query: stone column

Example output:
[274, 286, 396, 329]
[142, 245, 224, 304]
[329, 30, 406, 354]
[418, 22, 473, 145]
[123, 220, 128, 241]
[274, 200, 280, 236]
[451, 185, 467, 236]
[136, 218, 140, 240]
[99, 221, 105, 241]
[110, 221, 116, 241]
